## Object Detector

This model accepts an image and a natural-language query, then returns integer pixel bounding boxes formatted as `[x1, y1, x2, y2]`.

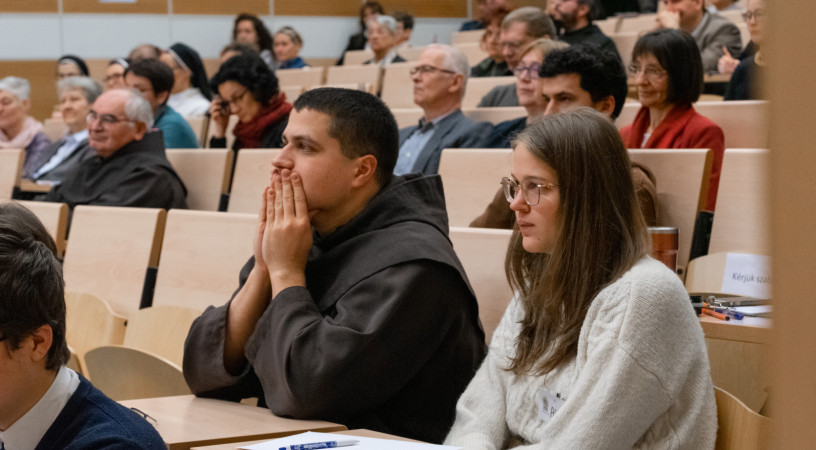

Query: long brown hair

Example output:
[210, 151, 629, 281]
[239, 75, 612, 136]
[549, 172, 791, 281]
[505, 108, 649, 376]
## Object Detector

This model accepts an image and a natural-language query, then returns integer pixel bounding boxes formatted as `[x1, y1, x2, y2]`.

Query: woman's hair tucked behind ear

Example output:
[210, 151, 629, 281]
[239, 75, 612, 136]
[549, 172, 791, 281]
[505, 108, 649, 376]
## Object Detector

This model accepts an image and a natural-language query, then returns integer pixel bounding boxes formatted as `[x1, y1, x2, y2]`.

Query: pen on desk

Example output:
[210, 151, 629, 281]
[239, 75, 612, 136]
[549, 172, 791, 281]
[702, 308, 730, 321]
[279, 440, 359, 450]
[713, 307, 744, 320]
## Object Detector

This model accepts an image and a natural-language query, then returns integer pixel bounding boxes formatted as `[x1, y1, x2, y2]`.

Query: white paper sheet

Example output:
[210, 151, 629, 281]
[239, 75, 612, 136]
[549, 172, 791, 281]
[720, 253, 772, 298]
[241, 431, 462, 450]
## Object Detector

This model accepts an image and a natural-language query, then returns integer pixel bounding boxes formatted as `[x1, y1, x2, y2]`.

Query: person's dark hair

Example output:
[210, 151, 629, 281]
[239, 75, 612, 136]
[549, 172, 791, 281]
[393, 11, 414, 30]
[632, 29, 703, 105]
[576, 0, 597, 22]
[220, 42, 259, 60]
[210, 53, 280, 106]
[502, 6, 557, 39]
[57, 55, 89, 77]
[505, 108, 649, 376]
[0, 202, 67, 372]
[360, 1, 385, 29]
[233, 13, 274, 53]
[540, 45, 628, 119]
[169, 42, 213, 100]
[293, 88, 398, 187]
[125, 58, 175, 100]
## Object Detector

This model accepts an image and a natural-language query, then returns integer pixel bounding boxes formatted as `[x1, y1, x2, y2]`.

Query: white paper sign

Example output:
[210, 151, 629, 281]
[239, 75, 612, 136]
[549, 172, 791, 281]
[721, 253, 772, 298]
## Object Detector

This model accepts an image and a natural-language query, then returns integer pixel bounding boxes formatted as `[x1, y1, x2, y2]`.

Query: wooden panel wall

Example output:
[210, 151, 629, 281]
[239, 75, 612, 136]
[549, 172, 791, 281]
[0, 61, 59, 122]
[275, 0, 467, 18]
[767, 0, 816, 447]
[63, 0, 168, 14]
[0, 0, 58, 13]
[174, 0, 269, 16]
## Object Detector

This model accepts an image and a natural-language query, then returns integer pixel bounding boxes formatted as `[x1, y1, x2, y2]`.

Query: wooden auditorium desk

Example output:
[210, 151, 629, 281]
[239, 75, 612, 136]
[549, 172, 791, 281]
[191, 429, 423, 449]
[699, 315, 772, 412]
[118, 395, 347, 450]
[19, 179, 52, 193]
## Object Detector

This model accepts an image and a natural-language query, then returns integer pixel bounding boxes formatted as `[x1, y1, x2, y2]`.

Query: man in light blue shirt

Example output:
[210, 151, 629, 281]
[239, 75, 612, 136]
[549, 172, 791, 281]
[396, 44, 490, 175]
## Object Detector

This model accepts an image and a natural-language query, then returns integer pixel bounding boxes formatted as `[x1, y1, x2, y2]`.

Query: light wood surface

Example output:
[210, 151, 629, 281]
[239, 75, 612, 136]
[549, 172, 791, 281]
[0, 149, 24, 199]
[701, 315, 772, 413]
[227, 149, 281, 213]
[438, 148, 511, 227]
[381, 62, 416, 109]
[18, 179, 52, 193]
[16, 200, 68, 256]
[450, 227, 513, 344]
[63, 0, 167, 14]
[206, 114, 238, 150]
[326, 65, 381, 91]
[191, 428, 422, 449]
[65, 292, 127, 374]
[183, 116, 209, 147]
[166, 149, 234, 211]
[43, 118, 68, 142]
[609, 31, 640, 69]
[398, 45, 426, 62]
[0, 0, 57, 12]
[280, 85, 304, 104]
[456, 42, 490, 67]
[708, 149, 770, 255]
[389, 108, 424, 129]
[714, 386, 771, 450]
[617, 14, 658, 33]
[62, 205, 166, 318]
[120, 395, 347, 450]
[451, 29, 485, 45]
[123, 305, 202, 367]
[628, 149, 712, 277]
[342, 49, 374, 66]
[152, 209, 256, 311]
[462, 76, 515, 109]
[0, 61, 58, 121]
[84, 345, 190, 401]
[274, 0, 465, 17]
[463, 106, 526, 125]
[173, 0, 268, 15]
[276, 67, 325, 88]
[616, 101, 769, 149]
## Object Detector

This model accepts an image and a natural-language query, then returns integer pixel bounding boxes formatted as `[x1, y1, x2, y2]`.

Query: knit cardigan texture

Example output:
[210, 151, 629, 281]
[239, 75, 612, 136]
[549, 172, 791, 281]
[445, 257, 717, 449]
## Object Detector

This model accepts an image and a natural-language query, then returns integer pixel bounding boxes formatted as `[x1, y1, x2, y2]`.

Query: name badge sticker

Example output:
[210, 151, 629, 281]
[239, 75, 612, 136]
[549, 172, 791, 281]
[536, 388, 565, 423]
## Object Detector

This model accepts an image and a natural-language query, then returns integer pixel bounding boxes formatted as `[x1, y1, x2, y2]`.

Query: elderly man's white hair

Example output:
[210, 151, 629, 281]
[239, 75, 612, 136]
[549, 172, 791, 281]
[120, 88, 155, 129]
[0, 76, 31, 101]
[423, 44, 470, 97]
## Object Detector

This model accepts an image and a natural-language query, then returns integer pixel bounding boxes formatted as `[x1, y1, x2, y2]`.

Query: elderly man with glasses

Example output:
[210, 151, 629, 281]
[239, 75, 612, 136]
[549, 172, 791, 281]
[44, 89, 187, 214]
[394, 44, 490, 175]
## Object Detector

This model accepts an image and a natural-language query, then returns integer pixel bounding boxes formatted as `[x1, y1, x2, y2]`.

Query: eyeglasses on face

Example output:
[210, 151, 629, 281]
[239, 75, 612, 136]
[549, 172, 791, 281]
[627, 63, 667, 80]
[87, 111, 133, 126]
[513, 62, 542, 79]
[742, 9, 766, 21]
[501, 176, 558, 206]
[409, 65, 457, 76]
[104, 73, 124, 83]
[219, 89, 250, 110]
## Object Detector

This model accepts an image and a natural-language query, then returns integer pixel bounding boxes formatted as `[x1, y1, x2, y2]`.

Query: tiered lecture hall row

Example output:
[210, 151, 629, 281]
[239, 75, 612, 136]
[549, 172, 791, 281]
[0, 19, 769, 448]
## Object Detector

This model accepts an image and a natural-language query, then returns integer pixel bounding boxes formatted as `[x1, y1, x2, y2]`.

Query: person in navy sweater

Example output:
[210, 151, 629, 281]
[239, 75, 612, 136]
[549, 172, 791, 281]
[0, 202, 165, 450]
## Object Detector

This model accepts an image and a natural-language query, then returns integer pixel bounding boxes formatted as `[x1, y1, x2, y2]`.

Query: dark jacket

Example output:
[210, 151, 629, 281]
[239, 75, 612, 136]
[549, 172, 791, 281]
[183, 174, 487, 444]
[36, 375, 165, 450]
[45, 130, 188, 211]
[559, 24, 621, 61]
[28, 137, 95, 185]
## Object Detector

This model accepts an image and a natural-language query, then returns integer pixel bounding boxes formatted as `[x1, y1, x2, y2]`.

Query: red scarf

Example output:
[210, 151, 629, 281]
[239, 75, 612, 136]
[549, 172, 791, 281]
[233, 94, 293, 149]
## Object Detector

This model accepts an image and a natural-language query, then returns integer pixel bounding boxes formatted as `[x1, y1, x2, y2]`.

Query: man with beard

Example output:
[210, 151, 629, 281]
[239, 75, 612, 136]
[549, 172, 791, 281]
[551, 0, 620, 59]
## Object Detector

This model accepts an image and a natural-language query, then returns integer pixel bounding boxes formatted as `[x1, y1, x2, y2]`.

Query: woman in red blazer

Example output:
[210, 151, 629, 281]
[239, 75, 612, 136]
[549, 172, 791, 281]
[620, 29, 725, 211]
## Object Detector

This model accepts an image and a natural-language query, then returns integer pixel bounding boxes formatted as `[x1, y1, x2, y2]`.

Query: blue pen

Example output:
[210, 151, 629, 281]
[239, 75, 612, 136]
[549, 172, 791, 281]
[279, 439, 359, 450]
[713, 307, 744, 320]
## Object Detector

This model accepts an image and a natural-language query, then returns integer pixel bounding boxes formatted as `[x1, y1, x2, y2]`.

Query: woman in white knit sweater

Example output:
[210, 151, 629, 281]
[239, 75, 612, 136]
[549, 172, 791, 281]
[444, 109, 717, 449]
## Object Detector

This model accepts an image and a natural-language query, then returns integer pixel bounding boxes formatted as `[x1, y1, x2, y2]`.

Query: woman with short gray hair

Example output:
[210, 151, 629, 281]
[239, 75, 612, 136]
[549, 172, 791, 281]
[0, 76, 52, 178]
[364, 15, 406, 68]
[25, 76, 102, 186]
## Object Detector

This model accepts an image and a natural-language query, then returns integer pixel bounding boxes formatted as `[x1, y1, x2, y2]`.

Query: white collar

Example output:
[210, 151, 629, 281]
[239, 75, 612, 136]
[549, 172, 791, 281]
[66, 129, 89, 144]
[0, 367, 80, 450]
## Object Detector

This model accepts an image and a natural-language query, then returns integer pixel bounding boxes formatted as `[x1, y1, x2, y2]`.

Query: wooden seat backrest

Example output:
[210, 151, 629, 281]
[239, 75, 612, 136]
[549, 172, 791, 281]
[326, 65, 381, 89]
[343, 49, 374, 65]
[166, 148, 233, 211]
[63, 205, 166, 318]
[276, 66, 325, 87]
[628, 149, 712, 276]
[65, 292, 127, 374]
[462, 76, 515, 109]
[0, 149, 24, 199]
[438, 148, 512, 227]
[381, 62, 417, 109]
[152, 209, 256, 312]
[449, 227, 513, 344]
[451, 29, 485, 45]
[227, 149, 281, 213]
[123, 305, 203, 367]
[183, 115, 209, 147]
[714, 386, 770, 450]
[83, 345, 190, 401]
[16, 200, 68, 256]
[463, 107, 526, 125]
[205, 114, 238, 149]
[455, 42, 489, 66]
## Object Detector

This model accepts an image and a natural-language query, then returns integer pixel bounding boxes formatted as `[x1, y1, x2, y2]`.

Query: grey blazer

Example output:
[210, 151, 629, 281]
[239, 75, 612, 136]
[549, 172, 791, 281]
[29, 138, 95, 185]
[694, 11, 742, 73]
[398, 109, 490, 175]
